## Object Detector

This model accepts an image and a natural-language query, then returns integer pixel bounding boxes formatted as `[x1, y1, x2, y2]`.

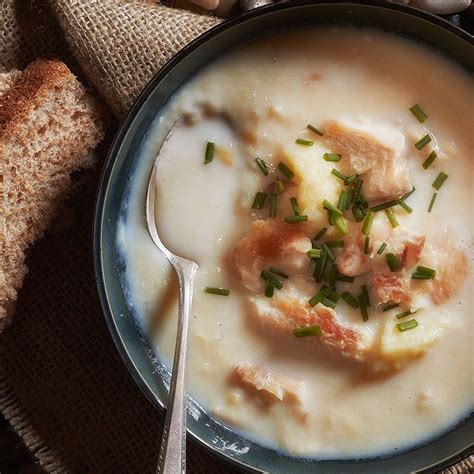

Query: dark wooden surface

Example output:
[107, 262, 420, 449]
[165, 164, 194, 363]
[1, 5, 472, 474]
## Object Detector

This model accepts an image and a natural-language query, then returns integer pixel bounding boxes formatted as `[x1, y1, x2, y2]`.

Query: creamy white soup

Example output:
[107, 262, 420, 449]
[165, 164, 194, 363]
[118, 28, 474, 459]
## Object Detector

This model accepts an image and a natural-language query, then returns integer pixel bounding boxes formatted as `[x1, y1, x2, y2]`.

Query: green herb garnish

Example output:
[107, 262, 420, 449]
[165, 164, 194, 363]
[397, 199, 413, 214]
[269, 193, 278, 218]
[325, 240, 344, 248]
[382, 302, 400, 312]
[410, 104, 428, 123]
[255, 157, 269, 176]
[321, 243, 335, 262]
[422, 150, 437, 169]
[275, 180, 285, 194]
[371, 200, 398, 212]
[338, 189, 351, 211]
[385, 208, 399, 228]
[285, 215, 308, 223]
[358, 295, 369, 322]
[293, 325, 322, 337]
[432, 172, 448, 190]
[352, 205, 365, 222]
[323, 153, 342, 162]
[428, 192, 437, 213]
[307, 124, 324, 136]
[323, 199, 343, 217]
[364, 236, 370, 255]
[265, 279, 275, 298]
[290, 197, 301, 216]
[295, 138, 314, 146]
[269, 267, 289, 279]
[412, 266, 436, 280]
[278, 162, 295, 179]
[314, 227, 328, 241]
[341, 291, 359, 309]
[334, 215, 349, 236]
[251, 192, 267, 210]
[313, 251, 328, 283]
[260, 271, 283, 290]
[205, 287, 229, 296]
[377, 242, 387, 255]
[204, 141, 215, 164]
[331, 168, 349, 183]
[401, 187, 416, 201]
[361, 284, 371, 307]
[396, 319, 419, 332]
[308, 286, 331, 307]
[415, 134, 432, 150]
[362, 210, 375, 236]
[396, 308, 417, 319]
[385, 252, 400, 272]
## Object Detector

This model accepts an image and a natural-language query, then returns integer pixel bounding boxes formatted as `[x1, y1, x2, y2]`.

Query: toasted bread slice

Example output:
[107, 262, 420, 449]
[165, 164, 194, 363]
[0, 59, 104, 328]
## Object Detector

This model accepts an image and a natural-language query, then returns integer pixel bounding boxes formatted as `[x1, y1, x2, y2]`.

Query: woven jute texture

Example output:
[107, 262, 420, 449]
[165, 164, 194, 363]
[0, 0, 472, 472]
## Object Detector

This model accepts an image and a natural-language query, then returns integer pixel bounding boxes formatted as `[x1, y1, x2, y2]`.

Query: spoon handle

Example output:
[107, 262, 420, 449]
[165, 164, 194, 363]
[157, 257, 198, 474]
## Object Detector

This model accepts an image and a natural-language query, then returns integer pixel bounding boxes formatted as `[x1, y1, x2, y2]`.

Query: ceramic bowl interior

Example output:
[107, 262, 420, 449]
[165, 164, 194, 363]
[94, 1, 473, 472]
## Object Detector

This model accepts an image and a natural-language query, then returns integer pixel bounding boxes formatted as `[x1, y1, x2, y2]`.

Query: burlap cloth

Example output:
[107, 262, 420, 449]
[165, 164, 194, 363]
[0, 0, 471, 472]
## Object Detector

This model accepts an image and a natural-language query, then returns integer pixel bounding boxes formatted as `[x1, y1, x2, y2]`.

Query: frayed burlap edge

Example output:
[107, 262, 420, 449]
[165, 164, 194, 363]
[0, 373, 68, 473]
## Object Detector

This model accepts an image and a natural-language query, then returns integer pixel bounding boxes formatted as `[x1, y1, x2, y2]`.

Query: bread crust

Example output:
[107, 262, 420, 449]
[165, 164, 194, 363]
[0, 59, 105, 328]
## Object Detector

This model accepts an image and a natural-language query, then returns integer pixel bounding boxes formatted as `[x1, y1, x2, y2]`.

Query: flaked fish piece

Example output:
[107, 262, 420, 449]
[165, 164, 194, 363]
[229, 219, 312, 292]
[372, 272, 411, 305]
[232, 363, 303, 404]
[324, 120, 411, 203]
[248, 285, 373, 362]
[336, 222, 371, 277]
[420, 239, 470, 305]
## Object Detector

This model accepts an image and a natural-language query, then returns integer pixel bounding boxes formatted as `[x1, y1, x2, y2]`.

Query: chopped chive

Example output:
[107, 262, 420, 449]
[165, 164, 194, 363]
[290, 197, 301, 216]
[412, 266, 436, 279]
[352, 205, 365, 222]
[331, 168, 349, 183]
[323, 153, 342, 162]
[338, 189, 351, 211]
[334, 215, 349, 236]
[269, 193, 277, 218]
[308, 286, 331, 307]
[265, 279, 275, 297]
[422, 150, 437, 169]
[322, 298, 337, 309]
[327, 289, 340, 303]
[328, 265, 338, 287]
[255, 157, 270, 176]
[275, 180, 285, 194]
[285, 215, 308, 223]
[396, 319, 419, 332]
[385, 252, 400, 272]
[308, 248, 323, 259]
[293, 325, 322, 337]
[321, 243, 335, 262]
[205, 287, 229, 296]
[260, 271, 283, 290]
[314, 251, 328, 283]
[278, 162, 295, 179]
[341, 291, 359, 309]
[371, 200, 398, 212]
[382, 302, 400, 312]
[251, 192, 267, 209]
[415, 134, 431, 150]
[323, 199, 343, 217]
[269, 267, 289, 279]
[411, 273, 432, 280]
[397, 199, 413, 214]
[362, 210, 375, 236]
[401, 187, 416, 201]
[361, 284, 371, 307]
[410, 104, 428, 123]
[428, 192, 437, 213]
[364, 236, 370, 255]
[327, 210, 335, 226]
[325, 240, 344, 248]
[295, 138, 314, 146]
[307, 124, 324, 136]
[345, 174, 358, 185]
[336, 272, 354, 283]
[432, 172, 448, 190]
[314, 227, 328, 241]
[377, 242, 387, 255]
[204, 142, 215, 164]
[385, 208, 399, 228]
[358, 295, 369, 322]
[353, 179, 363, 203]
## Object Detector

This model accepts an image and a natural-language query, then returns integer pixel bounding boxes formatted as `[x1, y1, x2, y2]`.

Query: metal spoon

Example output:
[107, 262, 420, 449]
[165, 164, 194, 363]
[146, 133, 198, 474]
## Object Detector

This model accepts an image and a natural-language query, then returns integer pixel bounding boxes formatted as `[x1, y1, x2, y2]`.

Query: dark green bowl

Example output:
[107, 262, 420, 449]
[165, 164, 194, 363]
[94, 1, 473, 472]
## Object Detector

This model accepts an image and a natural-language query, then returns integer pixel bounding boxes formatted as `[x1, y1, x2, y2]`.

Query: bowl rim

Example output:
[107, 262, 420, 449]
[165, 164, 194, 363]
[93, 1, 473, 472]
